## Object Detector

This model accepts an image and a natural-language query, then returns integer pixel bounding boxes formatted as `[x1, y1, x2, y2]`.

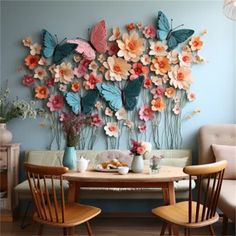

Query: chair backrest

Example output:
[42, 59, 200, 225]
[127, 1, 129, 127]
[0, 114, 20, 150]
[183, 160, 227, 224]
[24, 163, 68, 223]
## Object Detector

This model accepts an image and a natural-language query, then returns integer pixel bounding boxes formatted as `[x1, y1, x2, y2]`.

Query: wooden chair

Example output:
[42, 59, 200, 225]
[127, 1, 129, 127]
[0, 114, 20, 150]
[24, 163, 101, 236]
[152, 160, 227, 236]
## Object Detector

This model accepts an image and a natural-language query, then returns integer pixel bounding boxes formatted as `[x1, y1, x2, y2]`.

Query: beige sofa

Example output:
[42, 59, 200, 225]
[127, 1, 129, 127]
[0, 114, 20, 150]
[15, 149, 194, 201]
[198, 124, 236, 228]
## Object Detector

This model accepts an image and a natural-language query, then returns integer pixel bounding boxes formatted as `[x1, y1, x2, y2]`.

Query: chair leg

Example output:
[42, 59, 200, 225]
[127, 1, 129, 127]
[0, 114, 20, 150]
[20, 200, 32, 229]
[86, 221, 93, 236]
[222, 214, 228, 235]
[37, 224, 44, 236]
[184, 228, 190, 236]
[209, 225, 215, 236]
[160, 222, 167, 236]
[63, 227, 68, 236]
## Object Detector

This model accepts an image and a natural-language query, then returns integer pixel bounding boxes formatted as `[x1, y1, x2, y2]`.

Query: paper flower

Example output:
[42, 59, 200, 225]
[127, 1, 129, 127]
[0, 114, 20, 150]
[172, 104, 181, 115]
[115, 107, 127, 120]
[46, 77, 55, 87]
[105, 107, 113, 117]
[151, 98, 166, 112]
[165, 87, 176, 98]
[151, 76, 163, 86]
[104, 56, 131, 81]
[189, 36, 203, 51]
[141, 54, 151, 65]
[95, 101, 103, 110]
[138, 123, 146, 133]
[98, 54, 106, 63]
[149, 41, 168, 57]
[47, 94, 64, 112]
[143, 24, 156, 39]
[90, 113, 103, 127]
[24, 55, 40, 70]
[84, 72, 103, 90]
[71, 82, 81, 92]
[74, 58, 91, 78]
[168, 66, 192, 90]
[139, 105, 154, 121]
[167, 50, 179, 64]
[54, 62, 74, 84]
[22, 74, 35, 86]
[38, 57, 49, 66]
[179, 51, 193, 67]
[117, 31, 145, 62]
[34, 67, 47, 80]
[187, 91, 196, 101]
[124, 120, 134, 130]
[35, 86, 49, 99]
[22, 36, 33, 47]
[126, 23, 135, 31]
[88, 61, 99, 72]
[151, 86, 165, 99]
[109, 27, 121, 41]
[30, 43, 42, 55]
[59, 84, 67, 92]
[129, 63, 149, 80]
[107, 42, 119, 56]
[104, 122, 119, 137]
[143, 77, 152, 89]
[151, 57, 170, 75]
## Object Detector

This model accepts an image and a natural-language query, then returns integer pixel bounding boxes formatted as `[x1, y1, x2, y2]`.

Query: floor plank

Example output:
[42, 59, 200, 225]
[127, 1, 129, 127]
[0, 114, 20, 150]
[0, 217, 235, 236]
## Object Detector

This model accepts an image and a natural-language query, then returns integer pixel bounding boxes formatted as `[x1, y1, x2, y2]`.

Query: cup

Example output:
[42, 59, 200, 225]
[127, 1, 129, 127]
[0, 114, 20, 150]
[118, 166, 129, 175]
[77, 157, 89, 173]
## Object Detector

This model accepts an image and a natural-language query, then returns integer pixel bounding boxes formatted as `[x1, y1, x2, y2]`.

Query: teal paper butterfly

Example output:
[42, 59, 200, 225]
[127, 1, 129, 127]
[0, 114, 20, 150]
[42, 29, 77, 65]
[157, 11, 194, 51]
[65, 90, 99, 114]
[96, 76, 144, 111]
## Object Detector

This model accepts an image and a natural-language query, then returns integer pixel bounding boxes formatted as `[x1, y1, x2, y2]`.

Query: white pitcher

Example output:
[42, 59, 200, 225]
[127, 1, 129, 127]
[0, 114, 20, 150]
[77, 157, 90, 172]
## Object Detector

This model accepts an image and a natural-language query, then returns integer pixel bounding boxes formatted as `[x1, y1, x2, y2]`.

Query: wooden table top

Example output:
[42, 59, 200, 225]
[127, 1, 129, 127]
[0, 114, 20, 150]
[63, 166, 189, 183]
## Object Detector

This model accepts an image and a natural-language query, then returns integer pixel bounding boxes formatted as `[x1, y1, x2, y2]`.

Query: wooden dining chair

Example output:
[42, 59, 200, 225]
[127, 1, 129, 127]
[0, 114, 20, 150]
[152, 160, 227, 236]
[24, 163, 101, 236]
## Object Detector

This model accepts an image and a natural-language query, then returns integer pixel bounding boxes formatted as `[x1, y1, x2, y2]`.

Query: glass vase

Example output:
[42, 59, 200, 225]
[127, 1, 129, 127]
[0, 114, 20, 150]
[62, 146, 77, 170]
[131, 155, 144, 173]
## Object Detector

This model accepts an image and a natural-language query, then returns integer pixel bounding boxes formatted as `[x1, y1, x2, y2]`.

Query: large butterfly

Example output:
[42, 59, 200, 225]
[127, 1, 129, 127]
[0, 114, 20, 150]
[42, 29, 77, 65]
[65, 90, 99, 115]
[157, 11, 194, 51]
[96, 76, 144, 111]
[67, 20, 107, 61]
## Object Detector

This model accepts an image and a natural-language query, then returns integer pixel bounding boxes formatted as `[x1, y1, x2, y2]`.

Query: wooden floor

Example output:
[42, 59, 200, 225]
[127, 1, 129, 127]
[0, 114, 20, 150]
[0, 217, 235, 236]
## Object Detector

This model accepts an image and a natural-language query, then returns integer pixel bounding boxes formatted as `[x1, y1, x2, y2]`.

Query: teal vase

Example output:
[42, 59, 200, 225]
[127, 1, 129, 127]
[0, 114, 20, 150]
[62, 147, 77, 170]
[131, 155, 144, 173]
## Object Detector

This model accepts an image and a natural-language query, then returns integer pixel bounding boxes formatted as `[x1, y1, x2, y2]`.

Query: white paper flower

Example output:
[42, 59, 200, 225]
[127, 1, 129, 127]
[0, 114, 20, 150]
[104, 122, 119, 137]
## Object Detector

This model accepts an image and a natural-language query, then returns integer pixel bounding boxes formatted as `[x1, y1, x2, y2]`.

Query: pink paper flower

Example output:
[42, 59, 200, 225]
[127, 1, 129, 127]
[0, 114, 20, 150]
[22, 74, 35, 86]
[107, 42, 119, 56]
[74, 58, 91, 78]
[143, 77, 152, 89]
[139, 105, 154, 121]
[129, 63, 149, 80]
[151, 86, 165, 99]
[104, 122, 119, 137]
[84, 72, 103, 90]
[143, 24, 156, 39]
[46, 77, 55, 87]
[138, 123, 146, 133]
[90, 113, 103, 127]
[187, 91, 196, 101]
[47, 94, 64, 112]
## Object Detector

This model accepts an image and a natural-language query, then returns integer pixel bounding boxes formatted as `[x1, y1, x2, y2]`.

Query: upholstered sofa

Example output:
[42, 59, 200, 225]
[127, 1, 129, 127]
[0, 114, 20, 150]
[15, 149, 195, 202]
[198, 124, 236, 230]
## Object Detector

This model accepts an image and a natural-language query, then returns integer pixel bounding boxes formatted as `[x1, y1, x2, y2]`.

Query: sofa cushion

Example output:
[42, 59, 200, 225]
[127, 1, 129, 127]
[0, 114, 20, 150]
[212, 144, 236, 179]
[160, 157, 189, 167]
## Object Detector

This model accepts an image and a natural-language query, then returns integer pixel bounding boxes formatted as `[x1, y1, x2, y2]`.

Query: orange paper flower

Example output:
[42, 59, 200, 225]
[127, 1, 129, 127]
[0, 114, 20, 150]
[165, 87, 176, 98]
[24, 55, 40, 70]
[151, 57, 170, 75]
[71, 82, 81, 92]
[35, 86, 49, 99]
[189, 36, 203, 51]
[151, 98, 166, 112]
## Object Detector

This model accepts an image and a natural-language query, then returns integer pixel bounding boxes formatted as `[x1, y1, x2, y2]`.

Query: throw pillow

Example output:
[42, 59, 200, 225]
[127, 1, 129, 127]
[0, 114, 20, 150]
[212, 144, 236, 179]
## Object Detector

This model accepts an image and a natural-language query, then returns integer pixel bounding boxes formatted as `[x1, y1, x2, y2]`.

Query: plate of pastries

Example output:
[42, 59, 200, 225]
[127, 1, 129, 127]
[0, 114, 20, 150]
[95, 158, 128, 172]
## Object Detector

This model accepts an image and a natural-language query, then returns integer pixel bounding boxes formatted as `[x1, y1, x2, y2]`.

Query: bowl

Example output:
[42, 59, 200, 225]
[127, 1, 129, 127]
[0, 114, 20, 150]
[118, 166, 129, 175]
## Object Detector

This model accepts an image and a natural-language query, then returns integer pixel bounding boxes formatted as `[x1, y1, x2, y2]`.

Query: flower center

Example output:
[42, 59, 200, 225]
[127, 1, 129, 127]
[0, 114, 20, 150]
[128, 41, 136, 51]
[177, 72, 184, 81]
[60, 69, 65, 77]
[113, 65, 122, 73]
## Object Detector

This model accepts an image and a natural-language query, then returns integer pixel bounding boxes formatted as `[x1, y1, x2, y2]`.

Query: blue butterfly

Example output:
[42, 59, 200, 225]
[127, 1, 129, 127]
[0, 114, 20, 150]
[42, 29, 77, 65]
[96, 76, 144, 111]
[157, 11, 194, 51]
[65, 90, 99, 115]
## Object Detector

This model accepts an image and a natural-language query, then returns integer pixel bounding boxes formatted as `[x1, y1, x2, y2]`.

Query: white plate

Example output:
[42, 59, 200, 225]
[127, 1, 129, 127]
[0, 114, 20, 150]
[94, 167, 118, 172]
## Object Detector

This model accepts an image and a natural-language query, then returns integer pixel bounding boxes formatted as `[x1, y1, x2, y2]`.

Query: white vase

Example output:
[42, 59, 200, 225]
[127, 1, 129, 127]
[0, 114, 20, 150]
[131, 155, 144, 173]
[0, 123, 13, 144]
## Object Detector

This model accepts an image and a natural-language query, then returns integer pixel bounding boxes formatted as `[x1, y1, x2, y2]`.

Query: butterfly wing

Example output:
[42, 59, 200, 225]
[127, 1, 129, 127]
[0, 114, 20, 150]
[81, 89, 99, 114]
[53, 43, 77, 65]
[42, 29, 57, 58]
[96, 83, 122, 111]
[167, 29, 194, 51]
[65, 92, 81, 114]
[90, 20, 107, 53]
[123, 76, 144, 111]
[156, 11, 170, 41]
[67, 39, 96, 60]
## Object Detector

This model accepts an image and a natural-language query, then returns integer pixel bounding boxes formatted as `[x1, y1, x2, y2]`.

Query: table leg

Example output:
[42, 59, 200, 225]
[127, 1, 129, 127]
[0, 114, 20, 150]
[67, 181, 77, 203]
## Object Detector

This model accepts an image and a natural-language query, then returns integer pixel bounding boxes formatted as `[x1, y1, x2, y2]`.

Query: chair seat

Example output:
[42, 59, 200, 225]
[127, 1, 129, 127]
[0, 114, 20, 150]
[152, 201, 219, 228]
[33, 203, 101, 227]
